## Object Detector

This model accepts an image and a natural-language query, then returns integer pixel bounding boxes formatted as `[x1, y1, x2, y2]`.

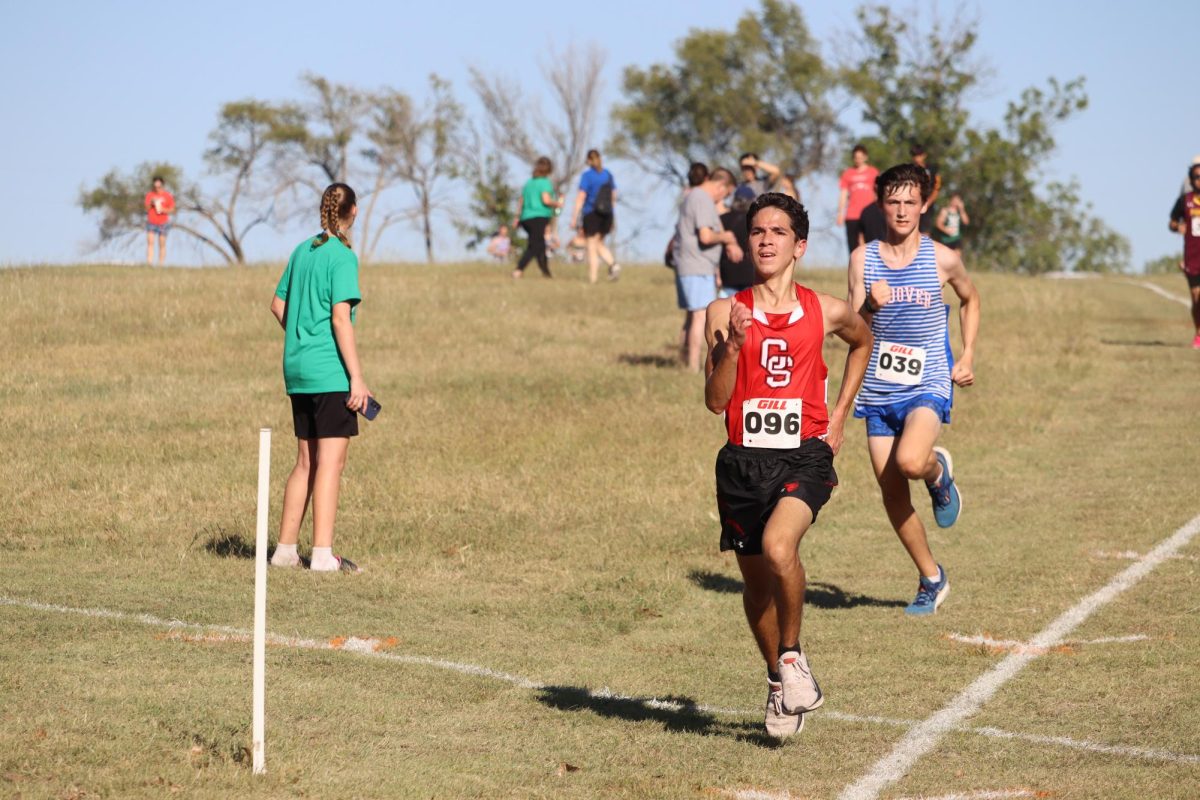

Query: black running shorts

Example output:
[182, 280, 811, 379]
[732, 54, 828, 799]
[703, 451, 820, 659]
[1185, 271, 1200, 290]
[290, 392, 358, 439]
[715, 438, 837, 556]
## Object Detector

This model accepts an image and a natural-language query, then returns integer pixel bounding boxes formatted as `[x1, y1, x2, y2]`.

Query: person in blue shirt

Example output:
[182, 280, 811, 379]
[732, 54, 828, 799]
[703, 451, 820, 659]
[569, 149, 622, 283]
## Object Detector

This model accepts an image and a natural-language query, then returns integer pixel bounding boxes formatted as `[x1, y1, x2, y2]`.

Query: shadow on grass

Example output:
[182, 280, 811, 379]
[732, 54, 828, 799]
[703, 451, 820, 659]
[688, 569, 743, 594]
[617, 353, 678, 369]
[688, 570, 905, 609]
[535, 685, 779, 747]
[196, 527, 304, 564]
[1099, 338, 1185, 348]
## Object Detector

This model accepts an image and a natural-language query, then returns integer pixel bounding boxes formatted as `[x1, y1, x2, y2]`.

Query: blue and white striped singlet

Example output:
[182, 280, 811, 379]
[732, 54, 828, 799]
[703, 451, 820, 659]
[856, 236, 952, 407]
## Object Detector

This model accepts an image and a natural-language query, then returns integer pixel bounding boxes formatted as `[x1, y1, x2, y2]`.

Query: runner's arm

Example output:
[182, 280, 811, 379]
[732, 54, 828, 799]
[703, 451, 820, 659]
[820, 293, 873, 455]
[570, 189, 586, 228]
[935, 206, 951, 236]
[940, 247, 980, 387]
[1169, 196, 1187, 232]
[704, 297, 745, 413]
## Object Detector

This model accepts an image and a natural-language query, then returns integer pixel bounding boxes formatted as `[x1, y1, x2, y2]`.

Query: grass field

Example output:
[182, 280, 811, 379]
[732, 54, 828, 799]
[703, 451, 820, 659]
[1, 260, 1198, 800]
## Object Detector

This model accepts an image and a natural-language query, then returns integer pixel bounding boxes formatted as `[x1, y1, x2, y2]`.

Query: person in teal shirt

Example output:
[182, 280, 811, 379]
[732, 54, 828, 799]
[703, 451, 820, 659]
[512, 156, 563, 278]
[269, 183, 372, 573]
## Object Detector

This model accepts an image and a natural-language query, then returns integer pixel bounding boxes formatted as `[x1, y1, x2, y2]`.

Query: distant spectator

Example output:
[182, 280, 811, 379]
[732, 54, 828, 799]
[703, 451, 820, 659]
[910, 144, 942, 235]
[666, 162, 711, 269]
[1168, 162, 1200, 349]
[144, 175, 175, 265]
[836, 144, 880, 256]
[935, 194, 969, 250]
[570, 149, 621, 283]
[513, 156, 563, 279]
[860, 200, 887, 246]
[737, 153, 781, 200]
[486, 224, 512, 261]
[672, 167, 740, 372]
[718, 190, 754, 298]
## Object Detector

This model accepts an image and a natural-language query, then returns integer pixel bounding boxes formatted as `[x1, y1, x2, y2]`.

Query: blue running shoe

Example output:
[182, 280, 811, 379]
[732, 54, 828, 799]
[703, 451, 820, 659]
[905, 565, 949, 616]
[927, 446, 962, 528]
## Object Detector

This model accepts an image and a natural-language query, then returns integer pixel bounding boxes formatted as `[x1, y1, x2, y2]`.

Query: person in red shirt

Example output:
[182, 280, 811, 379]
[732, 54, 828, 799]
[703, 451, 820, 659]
[836, 144, 880, 256]
[704, 192, 872, 739]
[144, 176, 175, 265]
[1168, 163, 1200, 349]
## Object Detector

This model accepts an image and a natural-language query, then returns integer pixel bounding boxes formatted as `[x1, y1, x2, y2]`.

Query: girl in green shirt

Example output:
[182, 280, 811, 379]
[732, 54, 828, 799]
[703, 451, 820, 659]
[269, 183, 372, 573]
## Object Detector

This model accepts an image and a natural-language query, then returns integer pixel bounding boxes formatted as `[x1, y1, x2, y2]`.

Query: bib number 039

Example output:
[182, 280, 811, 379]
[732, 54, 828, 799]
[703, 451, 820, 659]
[742, 398, 802, 449]
[874, 341, 926, 386]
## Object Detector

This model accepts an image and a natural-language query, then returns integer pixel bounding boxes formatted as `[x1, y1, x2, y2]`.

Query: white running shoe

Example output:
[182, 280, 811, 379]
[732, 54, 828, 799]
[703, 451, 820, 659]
[765, 680, 804, 739]
[777, 648, 824, 714]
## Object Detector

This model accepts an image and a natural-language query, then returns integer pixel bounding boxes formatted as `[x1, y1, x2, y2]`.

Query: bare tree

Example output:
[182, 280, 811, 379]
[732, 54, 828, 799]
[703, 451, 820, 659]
[469, 43, 606, 199]
[360, 75, 462, 263]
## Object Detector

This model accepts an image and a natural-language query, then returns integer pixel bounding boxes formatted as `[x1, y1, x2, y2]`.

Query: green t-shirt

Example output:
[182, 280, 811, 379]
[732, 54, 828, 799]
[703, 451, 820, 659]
[274, 236, 361, 394]
[520, 176, 556, 220]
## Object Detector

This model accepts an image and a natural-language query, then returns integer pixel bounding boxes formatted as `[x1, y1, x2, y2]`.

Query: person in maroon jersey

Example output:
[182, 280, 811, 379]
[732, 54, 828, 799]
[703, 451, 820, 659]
[704, 192, 873, 739]
[1168, 163, 1200, 349]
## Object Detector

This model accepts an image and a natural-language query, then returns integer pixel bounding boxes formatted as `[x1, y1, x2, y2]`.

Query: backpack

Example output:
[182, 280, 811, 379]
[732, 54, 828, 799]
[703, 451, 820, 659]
[592, 176, 614, 217]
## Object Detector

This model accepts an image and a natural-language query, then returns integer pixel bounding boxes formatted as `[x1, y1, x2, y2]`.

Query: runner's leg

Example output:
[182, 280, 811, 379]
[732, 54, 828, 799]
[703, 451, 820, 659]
[868, 432, 939, 578]
[759, 496, 814, 650]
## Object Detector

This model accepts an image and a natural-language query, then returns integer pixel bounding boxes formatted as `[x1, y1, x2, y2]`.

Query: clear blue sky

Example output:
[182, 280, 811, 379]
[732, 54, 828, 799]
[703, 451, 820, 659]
[3, 1, 1194, 270]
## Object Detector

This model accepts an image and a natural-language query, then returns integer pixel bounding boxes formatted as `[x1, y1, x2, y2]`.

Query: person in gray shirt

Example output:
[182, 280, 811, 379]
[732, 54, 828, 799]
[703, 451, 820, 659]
[673, 167, 741, 371]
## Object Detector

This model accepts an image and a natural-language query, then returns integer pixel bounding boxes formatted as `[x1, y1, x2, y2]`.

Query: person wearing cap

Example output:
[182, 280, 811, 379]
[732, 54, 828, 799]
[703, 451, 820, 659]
[910, 144, 941, 235]
[1168, 162, 1200, 349]
[737, 153, 782, 200]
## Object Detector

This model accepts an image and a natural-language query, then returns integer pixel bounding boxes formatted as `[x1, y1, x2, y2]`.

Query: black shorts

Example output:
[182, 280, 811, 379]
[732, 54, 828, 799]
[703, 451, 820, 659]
[583, 211, 613, 237]
[290, 392, 358, 439]
[1184, 271, 1200, 289]
[715, 438, 837, 556]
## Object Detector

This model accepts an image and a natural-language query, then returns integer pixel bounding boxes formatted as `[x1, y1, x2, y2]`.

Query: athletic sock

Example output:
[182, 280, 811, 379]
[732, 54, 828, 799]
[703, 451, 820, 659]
[923, 567, 943, 582]
[271, 543, 299, 566]
[777, 643, 799, 658]
[926, 465, 944, 487]
[310, 547, 339, 571]
[768, 670, 782, 684]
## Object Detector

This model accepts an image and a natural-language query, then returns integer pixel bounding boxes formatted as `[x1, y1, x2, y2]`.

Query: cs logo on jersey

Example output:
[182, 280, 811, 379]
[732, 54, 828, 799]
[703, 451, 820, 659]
[761, 338, 793, 388]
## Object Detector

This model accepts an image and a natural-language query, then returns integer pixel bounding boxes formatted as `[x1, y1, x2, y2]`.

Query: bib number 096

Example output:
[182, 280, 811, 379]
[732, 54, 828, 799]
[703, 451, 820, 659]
[742, 398, 803, 449]
[874, 341, 926, 386]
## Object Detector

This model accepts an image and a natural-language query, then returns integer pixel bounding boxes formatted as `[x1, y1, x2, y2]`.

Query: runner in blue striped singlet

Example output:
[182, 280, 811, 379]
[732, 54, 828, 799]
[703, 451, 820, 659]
[847, 163, 981, 617]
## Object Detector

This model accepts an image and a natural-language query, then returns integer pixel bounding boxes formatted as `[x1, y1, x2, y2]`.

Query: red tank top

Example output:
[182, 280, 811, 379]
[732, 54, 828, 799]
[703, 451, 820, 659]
[725, 284, 829, 447]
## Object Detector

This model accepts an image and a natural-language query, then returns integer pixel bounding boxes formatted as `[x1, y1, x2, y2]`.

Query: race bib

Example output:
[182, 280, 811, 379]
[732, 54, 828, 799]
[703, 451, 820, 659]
[742, 398, 803, 449]
[874, 341, 926, 386]
[1191, 215, 1200, 237]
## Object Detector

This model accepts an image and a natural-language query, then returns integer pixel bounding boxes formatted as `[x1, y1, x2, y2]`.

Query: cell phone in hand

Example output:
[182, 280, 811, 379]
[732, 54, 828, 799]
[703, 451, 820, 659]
[347, 394, 382, 421]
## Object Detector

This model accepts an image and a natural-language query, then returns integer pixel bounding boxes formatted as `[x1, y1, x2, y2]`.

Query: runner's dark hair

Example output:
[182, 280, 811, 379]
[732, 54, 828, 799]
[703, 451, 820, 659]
[746, 192, 809, 241]
[876, 163, 932, 202]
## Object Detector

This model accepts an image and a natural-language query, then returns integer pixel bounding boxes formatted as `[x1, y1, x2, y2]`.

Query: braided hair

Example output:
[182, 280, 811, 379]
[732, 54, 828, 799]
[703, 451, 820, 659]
[313, 183, 357, 249]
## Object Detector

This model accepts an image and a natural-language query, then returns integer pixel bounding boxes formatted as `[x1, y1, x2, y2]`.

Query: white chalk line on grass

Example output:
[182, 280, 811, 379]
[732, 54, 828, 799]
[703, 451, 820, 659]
[1121, 279, 1190, 308]
[3, 595, 1198, 770]
[730, 788, 1042, 800]
[837, 511, 1200, 800]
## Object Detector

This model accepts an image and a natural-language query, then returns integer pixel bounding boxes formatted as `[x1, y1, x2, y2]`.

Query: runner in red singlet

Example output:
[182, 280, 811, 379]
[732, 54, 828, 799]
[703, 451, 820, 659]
[704, 192, 873, 739]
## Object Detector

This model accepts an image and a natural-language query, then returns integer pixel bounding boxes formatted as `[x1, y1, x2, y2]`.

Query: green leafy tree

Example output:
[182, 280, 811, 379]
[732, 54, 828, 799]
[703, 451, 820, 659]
[456, 150, 521, 252]
[1143, 254, 1184, 275]
[610, 0, 839, 183]
[843, 5, 1130, 273]
[80, 100, 299, 264]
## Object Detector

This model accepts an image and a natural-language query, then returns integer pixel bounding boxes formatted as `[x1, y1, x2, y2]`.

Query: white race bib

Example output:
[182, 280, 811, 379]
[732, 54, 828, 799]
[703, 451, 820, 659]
[1191, 215, 1200, 237]
[742, 398, 803, 449]
[874, 341, 926, 386]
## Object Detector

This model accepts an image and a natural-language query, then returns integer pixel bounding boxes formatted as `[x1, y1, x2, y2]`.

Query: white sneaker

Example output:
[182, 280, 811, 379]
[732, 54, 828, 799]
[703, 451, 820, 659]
[608, 262, 621, 281]
[777, 648, 823, 714]
[765, 680, 804, 739]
